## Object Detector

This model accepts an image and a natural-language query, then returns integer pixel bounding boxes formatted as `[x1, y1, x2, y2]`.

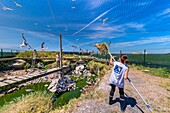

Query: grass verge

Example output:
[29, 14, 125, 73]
[131, 64, 170, 78]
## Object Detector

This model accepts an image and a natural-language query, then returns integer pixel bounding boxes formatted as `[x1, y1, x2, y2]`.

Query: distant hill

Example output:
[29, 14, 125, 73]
[132, 52, 141, 54]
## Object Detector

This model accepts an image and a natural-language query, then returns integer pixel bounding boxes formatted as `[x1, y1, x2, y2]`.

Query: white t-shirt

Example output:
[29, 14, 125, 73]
[109, 61, 128, 88]
[56, 54, 60, 61]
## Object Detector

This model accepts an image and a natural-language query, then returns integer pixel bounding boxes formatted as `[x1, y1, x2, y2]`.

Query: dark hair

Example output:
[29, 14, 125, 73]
[120, 54, 128, 63]
[124, 59, 129, 64]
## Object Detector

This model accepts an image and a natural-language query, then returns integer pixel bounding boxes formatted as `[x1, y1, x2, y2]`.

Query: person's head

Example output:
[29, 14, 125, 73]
[124, 59, 129, 64]
[119, 54, 128, 63]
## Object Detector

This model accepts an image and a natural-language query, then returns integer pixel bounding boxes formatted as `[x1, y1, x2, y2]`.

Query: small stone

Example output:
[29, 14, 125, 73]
[25, 88, 34, 92]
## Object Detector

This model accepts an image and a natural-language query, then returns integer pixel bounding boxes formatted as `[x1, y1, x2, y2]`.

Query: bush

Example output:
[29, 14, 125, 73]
[88, 61, 106, 75]
[24, 63, 31, 72]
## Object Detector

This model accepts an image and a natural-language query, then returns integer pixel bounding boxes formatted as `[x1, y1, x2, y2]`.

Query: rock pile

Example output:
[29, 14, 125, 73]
[48, 75, 76, 93]
[8, 59, 26, 69]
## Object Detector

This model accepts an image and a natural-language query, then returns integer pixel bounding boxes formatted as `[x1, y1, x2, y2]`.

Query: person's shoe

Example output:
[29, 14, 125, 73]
[109, 100, 112, 105]
[120, 95, 125, 101]
[109, 96, 113, 105]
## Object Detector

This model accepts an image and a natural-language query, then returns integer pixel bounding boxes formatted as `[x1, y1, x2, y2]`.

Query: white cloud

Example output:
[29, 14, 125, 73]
[137, 1, 151, 6]
[83, 22, 144, 39]
[125, 23, 144, 30]
[157, 8, 170, 16]
[111, 36, 170, 48]
[0, 43, 18, 49]
[87, 0, 107, 10]
[6, 27, 57, 40]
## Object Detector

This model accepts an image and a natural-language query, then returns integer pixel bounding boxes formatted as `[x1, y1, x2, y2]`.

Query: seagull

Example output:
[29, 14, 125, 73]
[41, 42, 48, 51]
[108, 40, 111, 47]
[2, 6, 13, 11]
[0, 2, 13, 11]
[72, 46, 77, 49]
[86, 50, 89, 53]
[80, 48, 83, 52]
[103, 18, 108, 24]
[19, 33, 32, 49]
[13, 0, 22, 7]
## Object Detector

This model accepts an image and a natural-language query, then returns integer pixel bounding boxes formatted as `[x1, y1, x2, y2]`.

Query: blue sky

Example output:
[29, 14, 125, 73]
[0, 0, 170, 53]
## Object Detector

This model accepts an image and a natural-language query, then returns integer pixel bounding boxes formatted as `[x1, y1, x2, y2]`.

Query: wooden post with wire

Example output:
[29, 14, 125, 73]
[59, 34, 63, 77]
[1, 49, 3, 58]
[144, 49, 146, 66]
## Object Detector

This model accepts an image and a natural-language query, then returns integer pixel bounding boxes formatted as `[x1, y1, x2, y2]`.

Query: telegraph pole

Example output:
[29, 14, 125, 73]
[59, 34, 63, 77]
[59, 34, 63, 68]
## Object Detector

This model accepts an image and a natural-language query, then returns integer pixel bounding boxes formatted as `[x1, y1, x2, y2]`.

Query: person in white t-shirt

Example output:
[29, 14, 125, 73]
[109, 54, 129, 105]
[32, 49, 37, 68]
[56, 53, 60, 68]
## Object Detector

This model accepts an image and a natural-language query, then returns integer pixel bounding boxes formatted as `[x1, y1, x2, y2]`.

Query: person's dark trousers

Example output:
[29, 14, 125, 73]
[119, 87, 125, 100]
[109, 84, 116, 105]
[109, 84, 125, 105]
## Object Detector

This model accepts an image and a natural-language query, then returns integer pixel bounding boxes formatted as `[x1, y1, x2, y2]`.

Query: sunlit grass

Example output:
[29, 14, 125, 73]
[0, 91, 52, 113]
[130, 64, 170, 78]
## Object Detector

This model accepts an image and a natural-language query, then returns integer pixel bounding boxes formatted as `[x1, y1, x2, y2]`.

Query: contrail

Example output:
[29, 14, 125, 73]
[72, 7, 115, 35]
[109, 18, 120, 24]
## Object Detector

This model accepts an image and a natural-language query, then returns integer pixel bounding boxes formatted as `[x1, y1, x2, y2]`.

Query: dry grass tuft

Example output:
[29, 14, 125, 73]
[0, 92, 52, 113]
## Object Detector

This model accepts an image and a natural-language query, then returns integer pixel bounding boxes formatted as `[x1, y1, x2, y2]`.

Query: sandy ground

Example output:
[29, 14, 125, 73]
[69, 68, 170, 113]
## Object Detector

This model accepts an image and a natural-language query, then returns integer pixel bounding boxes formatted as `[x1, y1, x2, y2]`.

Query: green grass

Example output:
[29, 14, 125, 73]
[53, 89, 81, 108]
[0, 91, 52, 113]
[131, 64, 170, 78]
[16, 51, 58, 58]
[0, 82, 51, 107]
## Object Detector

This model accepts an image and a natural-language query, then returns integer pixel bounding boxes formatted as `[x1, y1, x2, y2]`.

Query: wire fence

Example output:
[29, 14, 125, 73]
[0, 48, 170, 69]
[0, 49, 22, 58]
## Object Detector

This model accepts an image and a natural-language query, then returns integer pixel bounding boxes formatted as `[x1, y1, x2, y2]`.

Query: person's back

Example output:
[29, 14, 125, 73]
[110, 61, 128, 88]
[109, 54, 129, 105]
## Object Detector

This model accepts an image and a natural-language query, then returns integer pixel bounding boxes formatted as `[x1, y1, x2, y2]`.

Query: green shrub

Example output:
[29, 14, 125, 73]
[24, 63, 31, 71]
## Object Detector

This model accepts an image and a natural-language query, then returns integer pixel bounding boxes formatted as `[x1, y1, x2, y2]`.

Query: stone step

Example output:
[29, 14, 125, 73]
[3, 79, 16, 84]
[0, 66, 71, 92]
[11, 78, 23, 82]
[0, 82, 8, 87]
[17, 76, 29, 80]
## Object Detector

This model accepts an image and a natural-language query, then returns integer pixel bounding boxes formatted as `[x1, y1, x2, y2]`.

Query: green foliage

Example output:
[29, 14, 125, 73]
[16, 51, 32, 58]
[88, 60, 106, 75]
[70, 64, 75, 70]
[0, 82, 51, 107]
[131, 65, 170, 78]
[24, 63, 31, 71]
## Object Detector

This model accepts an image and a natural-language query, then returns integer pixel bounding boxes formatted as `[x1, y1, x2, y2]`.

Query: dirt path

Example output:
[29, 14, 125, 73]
[69, 68, 170, 113]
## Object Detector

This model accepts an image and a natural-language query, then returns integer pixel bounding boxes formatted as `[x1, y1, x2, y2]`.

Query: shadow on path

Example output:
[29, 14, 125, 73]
[110, 96, 144, 113]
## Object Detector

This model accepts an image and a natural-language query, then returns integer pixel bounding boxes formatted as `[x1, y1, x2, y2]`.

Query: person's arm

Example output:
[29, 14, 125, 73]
[124, 68, 129, 80]
[109, 57, 114, 65]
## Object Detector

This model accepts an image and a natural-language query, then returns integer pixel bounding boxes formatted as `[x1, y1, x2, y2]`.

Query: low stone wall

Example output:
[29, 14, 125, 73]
[0, 66, 71, 94]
